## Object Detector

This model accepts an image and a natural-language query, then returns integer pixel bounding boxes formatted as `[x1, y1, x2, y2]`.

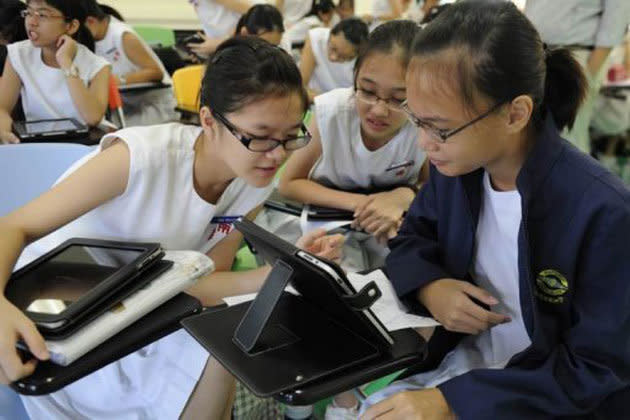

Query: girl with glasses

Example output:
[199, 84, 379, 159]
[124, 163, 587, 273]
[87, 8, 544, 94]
[0, 36, 343, 420]
[262, 21, 427, 275]
[0, 0, 110, 144]
[361, 2, 630, 419]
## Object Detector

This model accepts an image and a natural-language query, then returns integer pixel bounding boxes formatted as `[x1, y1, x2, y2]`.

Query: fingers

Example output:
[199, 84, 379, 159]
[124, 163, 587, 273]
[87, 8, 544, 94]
[461, 282, 499, 306]
[360, 398, 394, 420]
[18, 320, 49, 362]
[1, 132, 20, 144]
[0, 338, 37, 383]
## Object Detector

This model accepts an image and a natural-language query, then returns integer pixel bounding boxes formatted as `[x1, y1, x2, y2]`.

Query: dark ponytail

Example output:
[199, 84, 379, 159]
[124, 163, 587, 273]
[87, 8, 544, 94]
[542, 47, 587, 130]
[34, 0, 95, 51]
[201, 36, 308, 115]
[409, 0, 587, 131]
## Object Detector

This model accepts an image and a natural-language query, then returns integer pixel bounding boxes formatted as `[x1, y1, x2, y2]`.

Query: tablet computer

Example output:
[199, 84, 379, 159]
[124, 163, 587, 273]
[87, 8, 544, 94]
[235, 219, 394, 348]
[13, 118, 89, 142]
[263, 190, 354, 221]
[6, 238, 163, 336]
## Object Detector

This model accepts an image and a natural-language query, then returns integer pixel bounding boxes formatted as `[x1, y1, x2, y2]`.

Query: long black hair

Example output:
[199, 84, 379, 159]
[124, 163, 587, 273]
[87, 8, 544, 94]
[410, 0, 587, 130]
[201, 36, 308, 116]
[353, 20, 420, 88]
[28, 0, 95, 51]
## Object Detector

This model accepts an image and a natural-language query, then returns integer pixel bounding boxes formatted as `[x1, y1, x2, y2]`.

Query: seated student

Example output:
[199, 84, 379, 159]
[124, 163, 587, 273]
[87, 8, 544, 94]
[360, 2, 630, 419]
[361, 0, 405, 28]
[0, 0, 110, 145]
[82, 0, 177, 127]
[335, 0, 355, 21]
[282, 0, 336, 50]
[190, 3, 287, 58]
[0, 37, 342, 420]
[299, 18, 368, 103]
[262, 20, 427, 274]
[276, 0, 314, 28]
[0, 0, 27, 121]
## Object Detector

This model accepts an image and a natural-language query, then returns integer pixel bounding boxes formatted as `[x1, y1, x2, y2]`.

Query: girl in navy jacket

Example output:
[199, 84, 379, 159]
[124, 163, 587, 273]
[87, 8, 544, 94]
[361, 1, 630, 419]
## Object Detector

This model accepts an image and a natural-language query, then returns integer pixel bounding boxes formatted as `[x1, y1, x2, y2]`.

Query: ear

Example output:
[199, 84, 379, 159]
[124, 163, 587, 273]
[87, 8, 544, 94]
[65, 18, 80, 36]
[505, 95, 533, 134]
[199, 106, 215, 131]
[239, 26, 249, 36]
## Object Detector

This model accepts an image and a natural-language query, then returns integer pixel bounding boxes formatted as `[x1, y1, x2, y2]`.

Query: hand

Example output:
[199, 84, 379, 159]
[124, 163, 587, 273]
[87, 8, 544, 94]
[352, 191, 407, 243]
[0, 298, 49, 384]
[0, 131, 20, 144]
[419, 278, 510, 334]
[296, 228, 345, 264]
[361, 388, 455, 420]
[55, 34, 78, 70]
[187, 32, 221, 57]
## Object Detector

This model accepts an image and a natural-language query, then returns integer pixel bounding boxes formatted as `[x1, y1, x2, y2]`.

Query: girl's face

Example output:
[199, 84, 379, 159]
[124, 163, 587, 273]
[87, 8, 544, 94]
[24, 1, 76, 47]
[210, 92, 306, 188]
[405, 56, 509, 177]
[327, 32, 358, 63]
[355, 51, 409, 145]
[336, 3, 354, 20]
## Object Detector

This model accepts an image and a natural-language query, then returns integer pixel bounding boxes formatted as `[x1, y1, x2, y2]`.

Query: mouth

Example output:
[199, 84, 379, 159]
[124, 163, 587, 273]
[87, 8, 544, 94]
[27, 30, 39, 41]
[365, 117, 390, 132]
[255, 166, 278, 177]
[429, 157, 447, 167]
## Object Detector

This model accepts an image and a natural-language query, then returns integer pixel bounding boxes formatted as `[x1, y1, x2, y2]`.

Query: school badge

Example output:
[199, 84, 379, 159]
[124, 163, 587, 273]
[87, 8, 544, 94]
[535, 269, 569, 304]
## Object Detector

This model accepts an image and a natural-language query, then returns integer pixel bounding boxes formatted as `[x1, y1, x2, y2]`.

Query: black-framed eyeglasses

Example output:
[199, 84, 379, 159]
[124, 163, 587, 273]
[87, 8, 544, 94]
[401, 100, 506, 143]
[212, 111, 312, 153]
[355, 87, 406, 113]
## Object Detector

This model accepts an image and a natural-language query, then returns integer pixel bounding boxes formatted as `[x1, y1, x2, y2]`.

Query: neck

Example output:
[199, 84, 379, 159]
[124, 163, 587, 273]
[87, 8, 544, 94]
[40, 45, 60, 67]
[485, 127, 535, 191]
[360, 125, 401, 152]
[193, 131, 237, 204]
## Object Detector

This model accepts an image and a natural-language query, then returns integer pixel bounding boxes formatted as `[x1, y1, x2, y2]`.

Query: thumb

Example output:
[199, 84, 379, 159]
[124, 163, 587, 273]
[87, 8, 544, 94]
[461, 283, 499, 306]
[19, 321, 49, 361]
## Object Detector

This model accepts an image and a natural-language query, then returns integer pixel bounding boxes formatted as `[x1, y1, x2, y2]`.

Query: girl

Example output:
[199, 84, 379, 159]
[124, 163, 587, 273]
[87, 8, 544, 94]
[264, 20, 427, 274]
[282, 0, 336, 50]
[0, 0, 110, 144]
[299, 17, 368, 102]
[83, 0, 177, 126]
[0, 37, 342, 420]
[188, 2, 286, 57]
[361, 2, 630, 419]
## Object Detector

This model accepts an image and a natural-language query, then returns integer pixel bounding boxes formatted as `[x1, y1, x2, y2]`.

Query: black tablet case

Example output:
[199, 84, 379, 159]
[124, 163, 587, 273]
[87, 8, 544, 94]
[13, 118, 88, 142]
[11, 293, 202, 396]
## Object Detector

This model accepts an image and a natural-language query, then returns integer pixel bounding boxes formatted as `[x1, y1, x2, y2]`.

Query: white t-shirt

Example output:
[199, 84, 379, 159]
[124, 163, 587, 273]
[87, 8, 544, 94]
[7, 40, 109, 124]
[282, 0, 314, 27]
[95, 16, 176, 126]
[311, 87, 425, 190]
[307, 27, 355, 94]
[190, 0, 264, 38]
[20, 123, 274, 420]
[362, 171, 532, 408]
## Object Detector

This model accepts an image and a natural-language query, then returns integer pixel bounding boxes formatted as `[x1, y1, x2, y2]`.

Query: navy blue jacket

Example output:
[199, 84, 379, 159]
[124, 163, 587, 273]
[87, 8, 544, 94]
[386, 117, 630, 419]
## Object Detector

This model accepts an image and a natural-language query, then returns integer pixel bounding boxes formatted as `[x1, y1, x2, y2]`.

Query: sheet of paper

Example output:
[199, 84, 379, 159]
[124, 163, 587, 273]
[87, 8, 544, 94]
[223, 270, 440, 331]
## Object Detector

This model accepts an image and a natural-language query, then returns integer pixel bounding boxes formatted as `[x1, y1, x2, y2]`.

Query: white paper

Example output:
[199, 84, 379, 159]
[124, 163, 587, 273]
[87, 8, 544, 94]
[223, 269, 440, 331]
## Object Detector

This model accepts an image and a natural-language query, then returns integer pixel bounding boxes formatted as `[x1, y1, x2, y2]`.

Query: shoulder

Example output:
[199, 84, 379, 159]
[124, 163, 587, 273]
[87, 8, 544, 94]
[309, 27, 330, 43]
[7, 40, 35, 61]
[314, 87, 355, 116]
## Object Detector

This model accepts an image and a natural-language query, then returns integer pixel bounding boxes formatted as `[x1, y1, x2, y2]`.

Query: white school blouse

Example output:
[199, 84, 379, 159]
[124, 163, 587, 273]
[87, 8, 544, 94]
[7, 40, 109, 124]
[307, 27, 355, 94]
[20, 123, 274, 420]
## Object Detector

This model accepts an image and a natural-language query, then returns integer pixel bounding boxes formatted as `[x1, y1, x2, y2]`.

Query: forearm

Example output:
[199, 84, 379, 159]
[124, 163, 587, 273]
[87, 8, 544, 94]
[280, 179, 365, 211]
[120, 68, 163, 84]
[587, 47, 612, 77]
[0, 220, 28, 296]
[186, 265, 271, 307]
[65, 77, 106, 126]
[389, 186, 417, 212]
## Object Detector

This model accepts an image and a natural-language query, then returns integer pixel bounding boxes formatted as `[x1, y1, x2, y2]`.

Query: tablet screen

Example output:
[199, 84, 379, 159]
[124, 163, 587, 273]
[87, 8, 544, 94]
[11, 245, 144, 315]
[24, 119, 79, 134]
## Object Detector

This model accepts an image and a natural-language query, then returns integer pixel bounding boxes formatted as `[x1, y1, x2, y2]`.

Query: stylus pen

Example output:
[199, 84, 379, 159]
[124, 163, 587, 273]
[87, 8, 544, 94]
[211, 216, 243, 224]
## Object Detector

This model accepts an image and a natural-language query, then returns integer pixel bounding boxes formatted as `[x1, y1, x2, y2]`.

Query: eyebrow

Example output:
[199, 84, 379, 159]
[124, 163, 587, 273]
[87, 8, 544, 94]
[359, 77, 406, 92]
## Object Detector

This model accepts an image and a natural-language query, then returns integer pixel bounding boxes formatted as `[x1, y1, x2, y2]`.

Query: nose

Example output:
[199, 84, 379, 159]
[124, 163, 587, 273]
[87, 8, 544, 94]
[417, 128, 439, 152]
[370, 100, 390, 118]
[267, 143, 288, 163]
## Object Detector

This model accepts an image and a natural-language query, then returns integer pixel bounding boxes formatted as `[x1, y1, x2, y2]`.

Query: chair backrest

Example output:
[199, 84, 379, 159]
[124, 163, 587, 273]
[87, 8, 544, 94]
[0, 143, 94, 217]
[133, 25, 175, 47]
[172, 64, 204, 113]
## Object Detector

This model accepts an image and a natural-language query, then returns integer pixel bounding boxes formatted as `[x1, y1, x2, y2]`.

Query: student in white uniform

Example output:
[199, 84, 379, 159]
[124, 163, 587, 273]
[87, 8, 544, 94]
[282, 0, 336, 50]
[300, 18, 368, 102]
[277, 0, 314, 28]
[188, 2, 285, 57]
[0, 0, 110, 144]
[82, 0, 177, 127]
[0, 37, 342, 420]
[262, 20, 426, 276]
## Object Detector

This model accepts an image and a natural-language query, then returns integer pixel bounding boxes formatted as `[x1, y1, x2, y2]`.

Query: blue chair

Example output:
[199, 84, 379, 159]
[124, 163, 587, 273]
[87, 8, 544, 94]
[0, 143, 94, 217]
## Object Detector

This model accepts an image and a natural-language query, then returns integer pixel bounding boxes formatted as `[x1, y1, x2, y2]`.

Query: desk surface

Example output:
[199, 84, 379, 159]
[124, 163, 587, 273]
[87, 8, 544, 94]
[118, 82, 171, 93]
